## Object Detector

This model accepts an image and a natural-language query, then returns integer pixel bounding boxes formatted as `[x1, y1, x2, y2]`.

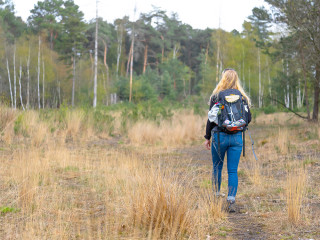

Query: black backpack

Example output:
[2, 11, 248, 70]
[216, 89, 250, 133]
[214, 89, 250, 156]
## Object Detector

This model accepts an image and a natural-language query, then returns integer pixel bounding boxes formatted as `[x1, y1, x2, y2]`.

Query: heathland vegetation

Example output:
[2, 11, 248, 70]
[0, 106, 320, 239]
[0, 0, 320, 239]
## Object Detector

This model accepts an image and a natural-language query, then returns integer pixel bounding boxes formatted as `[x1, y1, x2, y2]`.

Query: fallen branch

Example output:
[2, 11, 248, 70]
[269, 97, 309, 120]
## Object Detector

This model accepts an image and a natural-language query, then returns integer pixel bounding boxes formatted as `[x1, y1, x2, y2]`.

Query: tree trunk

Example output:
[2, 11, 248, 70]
[93, 0, 98, 108]
[297, 79, 302, 108]
[116, 24, 123, 75]
[143, 44, 148, 74]
[72, 53, 75, 107]
[37, 35, 41, 109]
[126, 42, 132, 77]
[13, 45, 16, 109]
[42, 60, 45, 108]
[216, 30, 221, 83]
[129, 26, 135, 103]
[267, 58, 271, 99]
[102, 40, 109, 105]
[299, 40, 310, 119]
[27, 45, 30, 109]
[312, 64, 320, 121]
[6, 58, 13, 108]
[249, 67, 251, 97]
[161, 35, 164, 63]
[258, 48, 262, 108]
[19, 60, 25, 111]
[286, 60, 290, 108]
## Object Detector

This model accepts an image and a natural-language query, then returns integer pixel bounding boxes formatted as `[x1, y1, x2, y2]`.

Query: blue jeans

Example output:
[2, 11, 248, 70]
[211, 131, 243, 201]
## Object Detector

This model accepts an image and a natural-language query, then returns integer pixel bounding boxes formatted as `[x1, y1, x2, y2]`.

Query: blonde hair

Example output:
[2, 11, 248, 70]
[209, 69, 251, 106]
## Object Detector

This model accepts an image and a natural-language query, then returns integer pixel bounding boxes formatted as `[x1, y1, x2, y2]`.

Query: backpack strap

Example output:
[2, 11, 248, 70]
[217, 131, 220, 158]
[243, 128, 246, 157]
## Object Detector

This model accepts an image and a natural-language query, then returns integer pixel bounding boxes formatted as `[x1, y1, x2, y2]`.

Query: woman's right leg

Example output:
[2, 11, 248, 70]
[211, 132, 227, 194]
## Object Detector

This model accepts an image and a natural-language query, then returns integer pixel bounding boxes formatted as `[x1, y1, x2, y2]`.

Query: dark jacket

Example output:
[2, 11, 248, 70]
[204, 93, 252, 140]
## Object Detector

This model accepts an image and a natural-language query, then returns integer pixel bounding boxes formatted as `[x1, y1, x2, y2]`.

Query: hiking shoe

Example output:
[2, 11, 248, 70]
[226, 200, 236, 213]
[222, 119, 232, 128]
[215, 192, 226, 198]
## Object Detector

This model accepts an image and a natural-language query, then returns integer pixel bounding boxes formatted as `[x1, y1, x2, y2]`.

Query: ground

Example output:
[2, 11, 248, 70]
[0, 111, 320, 239]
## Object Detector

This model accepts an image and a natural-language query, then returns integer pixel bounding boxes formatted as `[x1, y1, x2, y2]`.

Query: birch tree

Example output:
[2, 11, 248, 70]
[6, 58, 13, 108]
[13, 44, 16, 109]
[19, 59, 25, 110]
[93, 0, 98, 108]
[37, 35, 41, 109]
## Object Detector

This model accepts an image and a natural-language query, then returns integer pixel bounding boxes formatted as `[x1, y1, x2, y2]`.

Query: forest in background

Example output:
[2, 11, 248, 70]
[0, 0, 319, 121]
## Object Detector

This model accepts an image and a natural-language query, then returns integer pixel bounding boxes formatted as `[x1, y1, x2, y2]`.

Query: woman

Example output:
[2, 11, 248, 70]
[204, 68, 251, 212]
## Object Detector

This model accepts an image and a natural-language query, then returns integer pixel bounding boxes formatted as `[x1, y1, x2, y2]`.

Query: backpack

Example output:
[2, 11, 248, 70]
[216, 89, 249, 133]
[209, 89, 250, 157]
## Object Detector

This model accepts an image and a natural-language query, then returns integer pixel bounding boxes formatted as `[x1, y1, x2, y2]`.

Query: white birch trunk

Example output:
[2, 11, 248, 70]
[13, 45, 16, 109]
[258, 48, 262, 108]
[19, 60, 25, 110]
[249, 67, 251, 97]
[42, 60, 45, 108]
[216, 30, 221, 83]
[37, 35, 41, 109]
[286, 61, 290, 108]
[116, 24, 123, 75]
[267, 58, 271, 99]
[27, 45, 30, 109]
[72, 52, 76, 107]
[173, 43, 179, 60]
[6, 58, 13, 108]
[298, 79, 302, 108]
[93, 0, 98, 108]
[129, 26, 135, 102]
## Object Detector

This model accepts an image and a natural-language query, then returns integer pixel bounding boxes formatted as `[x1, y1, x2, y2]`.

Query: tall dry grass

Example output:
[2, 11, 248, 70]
[278, 127, 289, 154]
[0, 142, 225, 239]
[128, 111, 204, 146]
[66, 110, 85, 138]
[286, 168, 306, 224]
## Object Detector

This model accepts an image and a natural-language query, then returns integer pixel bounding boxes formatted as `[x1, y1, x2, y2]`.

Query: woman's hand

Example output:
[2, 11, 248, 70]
[204, 139, 211, 150]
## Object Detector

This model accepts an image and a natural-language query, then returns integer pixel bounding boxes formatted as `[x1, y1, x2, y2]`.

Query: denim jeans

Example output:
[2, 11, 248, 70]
[211, 131, 243, 201]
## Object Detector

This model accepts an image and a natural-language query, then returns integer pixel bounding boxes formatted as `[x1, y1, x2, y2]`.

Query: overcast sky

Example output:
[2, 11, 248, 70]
[12, 0, 269, 32]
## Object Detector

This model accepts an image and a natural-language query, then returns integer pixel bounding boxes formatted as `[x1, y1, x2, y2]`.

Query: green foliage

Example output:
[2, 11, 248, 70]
[119, 100, 173, 133]
[262, 105, 277, 114]
[0, 206, 19, 215]
[92, 107, 115, 135]
[13, 113, 25, 135]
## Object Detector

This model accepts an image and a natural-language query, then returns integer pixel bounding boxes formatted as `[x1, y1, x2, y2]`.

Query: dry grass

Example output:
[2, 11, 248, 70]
[128, 111, 204, 146]
[66, 110, 85, 138]
[286, 168, 306, 224]
[0, 136, 224, 239]
[278, 127, 289, 154]
[0, 108, 319, 239]
[255, 112, 304, 126]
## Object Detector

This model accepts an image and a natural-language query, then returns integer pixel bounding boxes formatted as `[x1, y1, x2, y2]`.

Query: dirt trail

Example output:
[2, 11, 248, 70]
[175, 144, 270, 240]
[86, 127, 320, 240]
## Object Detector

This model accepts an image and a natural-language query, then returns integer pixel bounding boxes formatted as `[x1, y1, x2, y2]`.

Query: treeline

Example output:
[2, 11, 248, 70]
[0, 0, 319, 121]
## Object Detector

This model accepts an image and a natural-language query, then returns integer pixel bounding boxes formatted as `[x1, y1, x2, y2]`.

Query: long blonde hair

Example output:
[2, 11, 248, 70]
[209, 69, 251, 106]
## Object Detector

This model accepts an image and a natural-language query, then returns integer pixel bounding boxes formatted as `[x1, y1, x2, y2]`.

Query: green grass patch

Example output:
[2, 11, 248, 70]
[0, 206, 19, 215]
[64, 166, 80, 172]
[303, 158, 316, 166]
[199, 179, 211, 189]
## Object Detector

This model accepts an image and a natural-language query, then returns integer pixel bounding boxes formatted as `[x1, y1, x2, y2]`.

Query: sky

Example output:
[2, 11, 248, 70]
[12, 0, 269, 32]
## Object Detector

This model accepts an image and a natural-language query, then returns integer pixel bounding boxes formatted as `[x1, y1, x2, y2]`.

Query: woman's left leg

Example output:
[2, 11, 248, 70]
[226, 132, 243, 202]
